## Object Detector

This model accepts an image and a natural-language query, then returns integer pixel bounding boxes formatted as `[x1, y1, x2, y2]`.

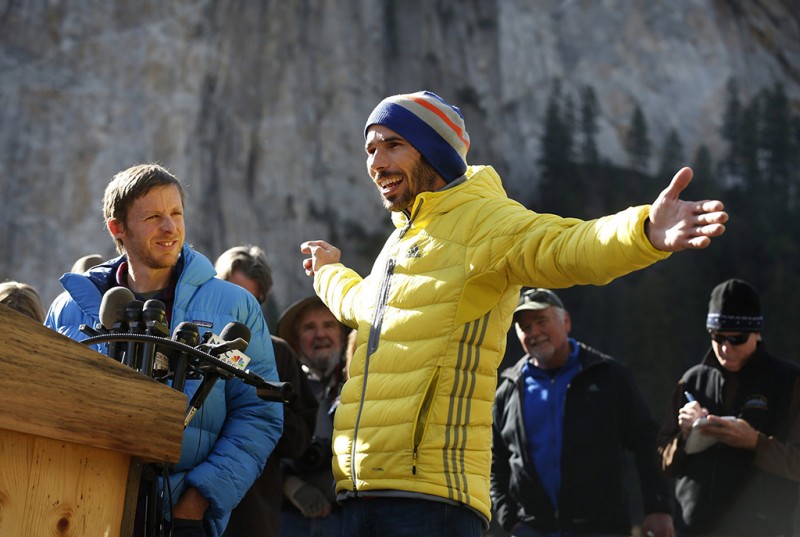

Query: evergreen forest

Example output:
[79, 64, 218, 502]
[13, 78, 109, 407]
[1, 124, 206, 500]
[508, 78, 800, 418]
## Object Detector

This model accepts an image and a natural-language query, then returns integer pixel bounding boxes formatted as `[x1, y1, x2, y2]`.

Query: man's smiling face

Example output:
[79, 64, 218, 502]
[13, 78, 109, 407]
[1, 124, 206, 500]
[365, 124, 446, 212]
[110, 184, 185, 273]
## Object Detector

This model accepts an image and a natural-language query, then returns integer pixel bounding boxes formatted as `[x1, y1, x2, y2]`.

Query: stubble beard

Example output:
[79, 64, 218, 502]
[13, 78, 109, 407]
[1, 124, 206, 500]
[124, 235, 181, 272]
[378, 158, 440, 213]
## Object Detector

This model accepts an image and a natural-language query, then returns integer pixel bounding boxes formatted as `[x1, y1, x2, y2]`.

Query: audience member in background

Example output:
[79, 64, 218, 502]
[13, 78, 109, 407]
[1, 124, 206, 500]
[0, 280, 46, 323]
[277, 296, 349, 537]
[215, 245, 318, 537]
[71, 253, 105, 274]
[658, 278, 800, 537]
[492, 288, 674, 537]
[45, 163, 283, 537]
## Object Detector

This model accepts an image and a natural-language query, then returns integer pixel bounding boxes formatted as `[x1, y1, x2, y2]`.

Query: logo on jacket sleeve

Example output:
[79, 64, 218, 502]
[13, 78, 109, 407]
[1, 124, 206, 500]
[405, 244, 421, 258]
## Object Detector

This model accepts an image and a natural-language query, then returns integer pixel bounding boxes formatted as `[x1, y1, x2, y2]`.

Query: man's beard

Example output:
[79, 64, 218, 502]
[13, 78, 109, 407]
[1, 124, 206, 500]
[378, 158, 440, 212]
[124, 234, 181, 271]
[300, 349, 343, 378]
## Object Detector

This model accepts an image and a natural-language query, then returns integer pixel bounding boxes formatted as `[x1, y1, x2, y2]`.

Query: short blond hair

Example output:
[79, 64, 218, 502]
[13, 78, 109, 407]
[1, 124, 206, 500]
[0, 281, 46, 323]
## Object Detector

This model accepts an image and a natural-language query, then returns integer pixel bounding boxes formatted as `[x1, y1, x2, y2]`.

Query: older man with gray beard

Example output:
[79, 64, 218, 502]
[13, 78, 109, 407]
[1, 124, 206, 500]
[277, 296, 350, 537]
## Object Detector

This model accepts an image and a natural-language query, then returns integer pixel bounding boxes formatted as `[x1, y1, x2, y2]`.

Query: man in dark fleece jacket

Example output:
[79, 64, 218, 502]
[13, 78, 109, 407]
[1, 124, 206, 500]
[658, 279, 800, 537]
[491, 288, 673, 537]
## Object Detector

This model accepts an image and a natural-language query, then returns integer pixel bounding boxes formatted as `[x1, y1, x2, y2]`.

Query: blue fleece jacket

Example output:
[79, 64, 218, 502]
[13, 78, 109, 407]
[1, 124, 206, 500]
[521, 339, 581, 509]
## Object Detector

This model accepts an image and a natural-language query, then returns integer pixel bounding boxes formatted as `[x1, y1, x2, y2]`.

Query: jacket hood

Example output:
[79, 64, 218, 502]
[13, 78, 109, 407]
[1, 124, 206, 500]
[59, 244, 211, 316]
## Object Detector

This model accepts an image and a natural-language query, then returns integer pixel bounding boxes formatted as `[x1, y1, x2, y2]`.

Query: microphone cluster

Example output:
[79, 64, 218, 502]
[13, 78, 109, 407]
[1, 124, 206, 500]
[81, 287, 291, 419]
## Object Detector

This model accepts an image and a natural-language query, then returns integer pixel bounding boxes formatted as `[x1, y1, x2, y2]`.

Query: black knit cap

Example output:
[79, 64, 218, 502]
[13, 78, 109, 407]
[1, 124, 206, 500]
[706, 278, 763, 332]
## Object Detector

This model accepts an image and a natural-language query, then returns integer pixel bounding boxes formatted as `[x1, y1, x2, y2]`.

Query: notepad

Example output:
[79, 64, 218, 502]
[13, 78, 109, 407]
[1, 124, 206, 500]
[684, 416, 736, 454]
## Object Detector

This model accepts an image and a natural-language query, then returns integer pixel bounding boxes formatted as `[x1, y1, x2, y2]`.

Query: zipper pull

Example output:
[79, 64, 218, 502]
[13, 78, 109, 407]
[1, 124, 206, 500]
[412, 448, 418, 475]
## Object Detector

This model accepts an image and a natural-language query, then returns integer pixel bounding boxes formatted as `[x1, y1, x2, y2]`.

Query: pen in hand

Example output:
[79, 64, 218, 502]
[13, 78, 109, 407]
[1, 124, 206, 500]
[684, 391, 695, 403]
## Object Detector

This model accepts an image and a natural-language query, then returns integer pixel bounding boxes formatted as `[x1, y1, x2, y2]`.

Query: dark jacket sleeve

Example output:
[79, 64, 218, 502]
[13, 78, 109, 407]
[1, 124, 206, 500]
[271, 337, 318, 459]
[657, 381, 690, 478]
[753, 376, 800, 480]
[491, 377, 519, 532]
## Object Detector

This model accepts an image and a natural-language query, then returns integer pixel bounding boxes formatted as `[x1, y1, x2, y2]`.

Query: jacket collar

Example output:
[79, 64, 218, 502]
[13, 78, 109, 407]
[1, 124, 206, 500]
[390, 165, 507, 229]
[59, 244, 214, 317]
[500, 340, 609, 382]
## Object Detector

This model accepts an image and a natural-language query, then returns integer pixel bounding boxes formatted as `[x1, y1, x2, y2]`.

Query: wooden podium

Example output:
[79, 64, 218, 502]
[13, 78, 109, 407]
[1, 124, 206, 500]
[0, 304, 186, 536]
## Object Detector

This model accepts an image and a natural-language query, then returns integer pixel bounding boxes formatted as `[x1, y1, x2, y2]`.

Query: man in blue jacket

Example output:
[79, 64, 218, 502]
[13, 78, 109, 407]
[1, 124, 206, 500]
[46, 163, 283, 537]
[491, 288, 674, 537]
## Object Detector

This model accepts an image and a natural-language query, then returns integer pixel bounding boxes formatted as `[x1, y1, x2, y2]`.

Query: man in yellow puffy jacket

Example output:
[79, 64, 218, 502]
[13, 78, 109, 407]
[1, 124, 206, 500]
[299, 91, 728, 537]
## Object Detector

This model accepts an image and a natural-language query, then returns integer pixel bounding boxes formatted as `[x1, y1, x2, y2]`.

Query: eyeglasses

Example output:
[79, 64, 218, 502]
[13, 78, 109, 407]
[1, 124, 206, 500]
[708, 332, 750, 346]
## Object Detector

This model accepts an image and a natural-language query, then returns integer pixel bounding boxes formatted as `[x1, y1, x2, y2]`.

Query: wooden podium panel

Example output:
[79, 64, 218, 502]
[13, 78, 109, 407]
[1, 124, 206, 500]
[0, 428, 132, 536]
[0, 304, 187, 536]
[0, 304, 186, 462]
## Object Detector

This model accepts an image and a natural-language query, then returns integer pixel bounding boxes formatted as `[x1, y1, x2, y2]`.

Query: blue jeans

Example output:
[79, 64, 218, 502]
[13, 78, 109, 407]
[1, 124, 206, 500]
[341, 497, 483, 537]
[279, 508, 344, 537]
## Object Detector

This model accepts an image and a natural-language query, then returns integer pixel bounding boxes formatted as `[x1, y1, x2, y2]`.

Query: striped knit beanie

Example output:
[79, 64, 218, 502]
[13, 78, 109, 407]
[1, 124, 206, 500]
[364, 91, 470, 183]
[706, 278, 764, 332]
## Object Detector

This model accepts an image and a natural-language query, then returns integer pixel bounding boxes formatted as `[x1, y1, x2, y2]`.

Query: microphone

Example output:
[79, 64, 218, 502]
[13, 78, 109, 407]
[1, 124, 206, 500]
[170, 321, 199, 392]
[200, 321, 253, 371]
[139, 299, 170, 378]
[219, 321, 251, 343]
[122, 300, 144, 369]
[185, 321, 253, 427]
[98, 287, 135, 362]
[77, 322, 293, 404]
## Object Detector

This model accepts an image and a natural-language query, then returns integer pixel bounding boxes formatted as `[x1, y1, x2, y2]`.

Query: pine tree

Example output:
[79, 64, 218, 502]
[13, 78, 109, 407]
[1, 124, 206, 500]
[537, 79, 582, 216]
[539, 79, 565, 178]
[539, 79, 575, 179]
[657, 128, 685, 180]
[760, 82, 792, 185]
[692, 144, 718, 200]
[720, 78, 742, 180]
[625, 105, 651, 173]
[579, 85, 600, 165]
[563, 93, 576, 165]
[739, 96, 762, 187]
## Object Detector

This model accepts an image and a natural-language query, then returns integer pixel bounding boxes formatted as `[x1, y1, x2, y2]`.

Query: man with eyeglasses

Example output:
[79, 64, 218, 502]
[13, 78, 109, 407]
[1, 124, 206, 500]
[658, 278, 800, 537]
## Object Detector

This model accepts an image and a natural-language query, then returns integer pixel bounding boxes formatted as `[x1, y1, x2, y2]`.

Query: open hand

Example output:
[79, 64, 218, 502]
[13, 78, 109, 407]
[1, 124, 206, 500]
[646, 167, 728, 251]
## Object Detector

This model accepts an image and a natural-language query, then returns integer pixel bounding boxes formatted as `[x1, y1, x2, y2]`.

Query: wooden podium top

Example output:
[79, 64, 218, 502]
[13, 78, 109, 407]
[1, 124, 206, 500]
[0, 304, 186, 463]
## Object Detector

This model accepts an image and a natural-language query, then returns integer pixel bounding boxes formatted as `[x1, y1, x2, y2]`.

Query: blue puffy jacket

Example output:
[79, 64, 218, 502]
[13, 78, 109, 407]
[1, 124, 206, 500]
[45, 245, 283, 537]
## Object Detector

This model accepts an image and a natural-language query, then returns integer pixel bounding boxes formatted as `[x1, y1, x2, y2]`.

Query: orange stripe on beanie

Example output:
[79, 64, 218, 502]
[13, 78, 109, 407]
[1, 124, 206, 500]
[365, 91, 470, 183]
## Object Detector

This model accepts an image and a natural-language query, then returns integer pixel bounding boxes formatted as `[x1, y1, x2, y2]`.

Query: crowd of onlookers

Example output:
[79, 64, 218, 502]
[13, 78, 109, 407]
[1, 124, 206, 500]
[4, 89, 797, 537]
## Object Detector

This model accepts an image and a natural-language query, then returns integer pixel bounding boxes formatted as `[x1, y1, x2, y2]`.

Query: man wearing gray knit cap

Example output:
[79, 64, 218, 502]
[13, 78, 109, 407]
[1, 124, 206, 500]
[300, 90, 729, 537]
[659, 278, 800, 537]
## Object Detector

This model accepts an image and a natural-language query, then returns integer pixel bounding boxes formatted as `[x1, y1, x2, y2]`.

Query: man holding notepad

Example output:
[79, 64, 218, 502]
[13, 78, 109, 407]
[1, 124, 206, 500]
[658, 279, 800, 537]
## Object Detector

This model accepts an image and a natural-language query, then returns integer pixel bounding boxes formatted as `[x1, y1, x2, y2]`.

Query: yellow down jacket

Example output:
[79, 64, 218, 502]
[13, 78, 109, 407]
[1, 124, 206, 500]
[313, 165, 669, 522]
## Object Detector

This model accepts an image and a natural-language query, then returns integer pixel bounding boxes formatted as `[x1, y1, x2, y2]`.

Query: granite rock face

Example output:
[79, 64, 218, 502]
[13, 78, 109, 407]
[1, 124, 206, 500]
[1, 0, 798, 315]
